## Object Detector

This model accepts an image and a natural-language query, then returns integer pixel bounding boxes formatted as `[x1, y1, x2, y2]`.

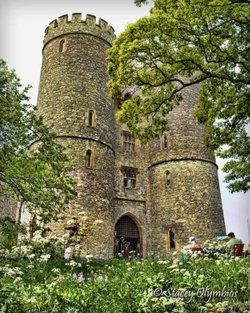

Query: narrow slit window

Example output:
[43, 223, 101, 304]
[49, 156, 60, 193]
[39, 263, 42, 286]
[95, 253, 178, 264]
[169, 230, 175, 249]
[87, 110, 95, 127]
[85, 150, 92, 168]
[88, 110, 94, 127]
[163, 134, 168, 149]
[59, 39, 65, 53]
[166, 170, 171, 187]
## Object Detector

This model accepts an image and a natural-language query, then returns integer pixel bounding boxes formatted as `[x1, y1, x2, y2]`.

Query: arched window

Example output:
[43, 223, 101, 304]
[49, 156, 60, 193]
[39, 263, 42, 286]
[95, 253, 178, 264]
[59, 39, 65, 53]
[86, 109, 96, 127]
[166, 170, 171, 187]
[85, 150, 92, 168]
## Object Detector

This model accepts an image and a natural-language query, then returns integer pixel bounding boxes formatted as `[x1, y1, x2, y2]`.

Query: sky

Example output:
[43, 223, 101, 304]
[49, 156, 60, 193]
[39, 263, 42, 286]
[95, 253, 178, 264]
[0, 0, 249, 245]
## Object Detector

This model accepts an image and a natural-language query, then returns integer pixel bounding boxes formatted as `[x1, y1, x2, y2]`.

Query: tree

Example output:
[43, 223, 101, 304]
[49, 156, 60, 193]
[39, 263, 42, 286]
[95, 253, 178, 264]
[0, 59, 76, 223]
[107, 0, 250, 193]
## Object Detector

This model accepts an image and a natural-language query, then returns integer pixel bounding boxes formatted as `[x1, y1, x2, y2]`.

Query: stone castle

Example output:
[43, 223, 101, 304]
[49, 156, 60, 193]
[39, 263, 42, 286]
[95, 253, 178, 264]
[23, 13, 225, 258]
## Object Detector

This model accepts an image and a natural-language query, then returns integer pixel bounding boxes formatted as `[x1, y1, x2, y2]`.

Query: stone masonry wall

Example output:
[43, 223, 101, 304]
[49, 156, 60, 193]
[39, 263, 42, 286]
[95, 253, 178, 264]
[29, 13, 226, 258]
[146, 83, 225, 256]
[36, 14, 116, 258]
[149, 160, 225, 256]
[0, 195, 18, 221]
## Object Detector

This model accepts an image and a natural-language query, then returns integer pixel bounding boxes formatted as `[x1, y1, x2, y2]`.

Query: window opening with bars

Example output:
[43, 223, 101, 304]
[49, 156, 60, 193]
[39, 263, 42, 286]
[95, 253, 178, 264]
[123, 168, 136, 188]
[123, 132, 135, 152]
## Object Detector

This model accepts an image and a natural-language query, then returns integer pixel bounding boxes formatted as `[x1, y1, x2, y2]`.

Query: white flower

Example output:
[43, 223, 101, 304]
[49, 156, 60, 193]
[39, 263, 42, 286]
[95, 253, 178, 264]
[52, 268, 61, 274]
[168, 264, 178, 269]
[26, 297, 36, 303]
[39, 254, 51, 262]
[158, 260, 169, 264]
[171, 268, 179, 272]
[13, 277, 22, 283]
[64, 246, 73, 260]
[19, 245, 33, 256]
[184, 271, 191, 276]
[2, 266, 23, 277]
[96, 275, 108, 282]
[66, 260, 81, 268]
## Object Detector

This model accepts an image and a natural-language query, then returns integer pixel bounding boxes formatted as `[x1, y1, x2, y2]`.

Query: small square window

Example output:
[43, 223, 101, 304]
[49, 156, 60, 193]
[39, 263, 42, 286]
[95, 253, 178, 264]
[123, 168, 136, 188]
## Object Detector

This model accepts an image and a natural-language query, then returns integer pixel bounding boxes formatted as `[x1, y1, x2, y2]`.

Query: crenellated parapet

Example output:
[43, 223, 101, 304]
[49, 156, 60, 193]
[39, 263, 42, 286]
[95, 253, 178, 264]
[44, 13, 116, 46]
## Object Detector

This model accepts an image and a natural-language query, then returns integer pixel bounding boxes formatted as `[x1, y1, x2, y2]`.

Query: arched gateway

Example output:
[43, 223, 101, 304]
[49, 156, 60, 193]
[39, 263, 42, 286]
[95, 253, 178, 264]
[114, 215, 141, 258]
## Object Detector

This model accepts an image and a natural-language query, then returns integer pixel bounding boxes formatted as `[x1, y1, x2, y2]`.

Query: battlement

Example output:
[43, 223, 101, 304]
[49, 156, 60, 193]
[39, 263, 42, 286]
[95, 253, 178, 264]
[44, 13, 116, 46]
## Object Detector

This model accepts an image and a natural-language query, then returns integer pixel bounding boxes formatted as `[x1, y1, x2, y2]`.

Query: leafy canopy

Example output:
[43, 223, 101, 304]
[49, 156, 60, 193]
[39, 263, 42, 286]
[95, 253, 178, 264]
[107, 0, 250, 193]
[0, 59, 76, 222]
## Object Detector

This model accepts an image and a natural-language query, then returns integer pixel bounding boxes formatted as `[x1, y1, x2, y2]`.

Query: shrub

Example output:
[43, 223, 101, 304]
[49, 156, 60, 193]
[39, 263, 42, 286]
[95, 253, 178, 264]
[0, 252, 249, 313]
[0, 217, 23, 250]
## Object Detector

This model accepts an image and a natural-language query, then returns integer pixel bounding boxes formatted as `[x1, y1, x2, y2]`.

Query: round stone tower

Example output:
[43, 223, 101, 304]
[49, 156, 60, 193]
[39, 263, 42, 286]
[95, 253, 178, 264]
[36, 13, 116, 258]
[147, 83, 226, 255]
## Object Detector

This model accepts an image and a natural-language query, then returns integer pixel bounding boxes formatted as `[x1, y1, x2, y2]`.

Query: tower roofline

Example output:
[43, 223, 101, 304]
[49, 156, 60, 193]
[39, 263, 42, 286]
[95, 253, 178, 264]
[43, 13, 116, 46]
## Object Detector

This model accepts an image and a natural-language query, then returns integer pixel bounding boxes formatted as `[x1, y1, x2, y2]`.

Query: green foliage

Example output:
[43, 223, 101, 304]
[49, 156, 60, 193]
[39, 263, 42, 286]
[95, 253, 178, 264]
[108, 0, 250, 192]
[0, 217, 23, 249]
[134, 0, 149, 6]
[0, 253, 249, 313]
[0, 59, 76, 222]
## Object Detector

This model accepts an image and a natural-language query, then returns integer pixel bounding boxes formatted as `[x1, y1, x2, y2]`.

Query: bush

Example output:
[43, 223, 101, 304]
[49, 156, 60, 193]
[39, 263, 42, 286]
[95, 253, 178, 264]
[0, 251, 249, 313]
[0, 217, 23, 250]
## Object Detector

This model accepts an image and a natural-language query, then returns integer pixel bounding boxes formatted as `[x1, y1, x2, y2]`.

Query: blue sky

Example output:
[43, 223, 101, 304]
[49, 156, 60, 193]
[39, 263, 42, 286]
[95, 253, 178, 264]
[0, 0, 249, 244]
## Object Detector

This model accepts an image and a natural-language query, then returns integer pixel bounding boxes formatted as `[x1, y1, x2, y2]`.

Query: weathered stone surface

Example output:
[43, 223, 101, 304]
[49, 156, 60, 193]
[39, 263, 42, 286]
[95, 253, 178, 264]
[0, 194, 18, 221]
[20, 13, 226, 258]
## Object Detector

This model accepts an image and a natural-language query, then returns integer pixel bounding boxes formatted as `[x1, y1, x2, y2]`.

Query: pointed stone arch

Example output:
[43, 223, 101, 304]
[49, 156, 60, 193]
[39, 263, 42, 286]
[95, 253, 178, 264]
[114, 213, 142, 258]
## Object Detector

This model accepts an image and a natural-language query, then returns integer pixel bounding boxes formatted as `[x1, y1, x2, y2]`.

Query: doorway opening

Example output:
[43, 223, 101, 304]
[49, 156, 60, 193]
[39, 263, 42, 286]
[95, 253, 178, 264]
[114, 215, 141, 258]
